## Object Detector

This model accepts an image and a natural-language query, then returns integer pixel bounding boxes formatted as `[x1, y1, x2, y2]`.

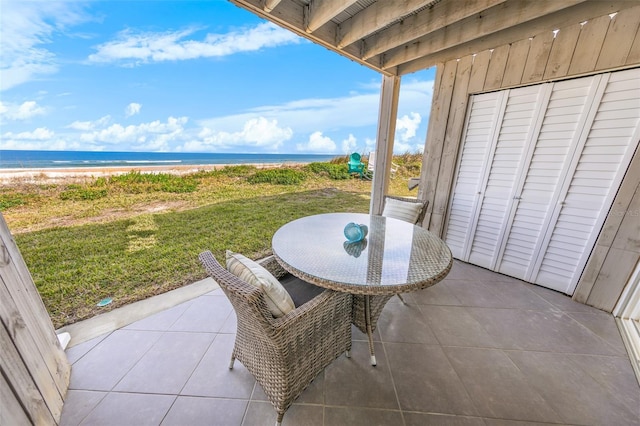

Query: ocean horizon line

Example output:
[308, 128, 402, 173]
[0, 149, 339, 170]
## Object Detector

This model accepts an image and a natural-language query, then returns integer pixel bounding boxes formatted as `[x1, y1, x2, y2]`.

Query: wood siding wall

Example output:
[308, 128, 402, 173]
[418, 5, 640, 311]
[0, 213, 70, 425]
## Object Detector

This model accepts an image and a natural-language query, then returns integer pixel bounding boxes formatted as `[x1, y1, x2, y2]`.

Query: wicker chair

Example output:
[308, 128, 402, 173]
[382, 195, 428, 226]
[354, 196, 430, 321]
[199, 251, 352, 426]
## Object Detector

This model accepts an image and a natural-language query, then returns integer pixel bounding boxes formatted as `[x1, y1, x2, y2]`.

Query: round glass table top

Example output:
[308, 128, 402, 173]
[272, 213, 452, 295]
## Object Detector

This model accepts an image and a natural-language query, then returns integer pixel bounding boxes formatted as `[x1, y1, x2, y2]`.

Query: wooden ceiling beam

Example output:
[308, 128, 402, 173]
[305, 0, 357, 33]
[396, 0, 633, 75]
[263, 0, 282, 13]
[362, 0, 507, 60]
[230, 0, 393, 75]
[382, 0, 584, 70]
[337, 0, 435, 49]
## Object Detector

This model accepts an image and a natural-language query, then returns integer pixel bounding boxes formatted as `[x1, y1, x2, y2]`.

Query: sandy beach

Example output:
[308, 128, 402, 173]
[0, 162, 290, 185]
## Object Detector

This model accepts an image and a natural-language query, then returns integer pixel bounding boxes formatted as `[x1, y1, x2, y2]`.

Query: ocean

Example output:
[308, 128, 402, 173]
[0, 150, 337, 170]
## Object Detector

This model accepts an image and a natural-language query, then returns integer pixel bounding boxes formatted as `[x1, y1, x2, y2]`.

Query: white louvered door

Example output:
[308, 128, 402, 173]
[444, 91, 506, 259]
[467, 85, 550, 270]
[445, 68, 640, 294]
[496, 75, 606, 283]
[530, 69, 640, 293]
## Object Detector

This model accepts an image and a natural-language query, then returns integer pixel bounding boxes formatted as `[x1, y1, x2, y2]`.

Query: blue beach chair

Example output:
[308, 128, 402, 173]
[348, 153, 370, 179]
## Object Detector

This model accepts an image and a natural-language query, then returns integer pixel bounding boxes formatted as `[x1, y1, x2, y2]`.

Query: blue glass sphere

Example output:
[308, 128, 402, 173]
[344, 222, 364, 242]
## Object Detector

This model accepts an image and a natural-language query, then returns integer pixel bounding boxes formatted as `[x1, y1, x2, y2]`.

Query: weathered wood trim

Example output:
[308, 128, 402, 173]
[338, 0, 434, 49]
[0, 372, 32, 426]
[0, 322, 56, 425]
[0, 274, 64, 421]
[370, 75, 401, 216]
[575, 146, 640, 308]
[467, 50, 492, 93]
[627, 19, 640, 65]
[567, 14, 612, 75]
[0, 216, 70, 394]
[587, 248, 640, 312]
[419, 60, 457, 231]
[431, 56, 474, 236]
[544, 22, 582, 80]
[521, 31, 555, 83]
[397, 1, 631, 75]
[383, 0, 582, 70]
[502, 38, 531, 87]
[0, 213, 70, 424]
[596, 7, 640, 69]
[362, 0, 507, 60]
[484, 44, 510, 90]
[305, 0, 357, 33]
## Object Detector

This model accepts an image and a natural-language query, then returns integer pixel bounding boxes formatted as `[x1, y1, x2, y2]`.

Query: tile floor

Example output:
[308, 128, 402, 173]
[60, 260, 640, 426]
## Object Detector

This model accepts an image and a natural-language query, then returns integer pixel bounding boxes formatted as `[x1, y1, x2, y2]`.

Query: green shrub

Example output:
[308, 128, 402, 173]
[218, 165, 257, 177]
[60, 186, 108, 201]
[159, 178, 198, 193]
[194, 165, 257, 179]
[305, 162, 350, 180]
[0, 193, 27, 210]
[247, 168, 307, 185]
[109, 171, 198, 193]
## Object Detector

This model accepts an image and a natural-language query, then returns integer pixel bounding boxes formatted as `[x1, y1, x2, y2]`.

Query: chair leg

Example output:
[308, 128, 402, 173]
[346, 350, 351, 358]
[396, 294, 407, 305]
[276, 412, 284, 426]
[229, 356, 235, 370]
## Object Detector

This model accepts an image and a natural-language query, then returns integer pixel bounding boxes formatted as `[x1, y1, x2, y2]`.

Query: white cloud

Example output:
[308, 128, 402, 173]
[0, 1, 90, 91]
[67, 115, 112, 131]
[79, 116, 188, 151]
[193, 117, 292, 151]
[396, 112, 422, 142]
[364, 138, 376, 153]
[0, 126, 77, 151]
[394, 112, 424, 153]
[2, 127, 54, 140]
[0, 139, 71, 150]
[0, 101, 46, 120]
[125, 102, 142, 117]
[341, 134, 357, 154]
[296, 131, 337, 153]
[88, 22, 302, 65]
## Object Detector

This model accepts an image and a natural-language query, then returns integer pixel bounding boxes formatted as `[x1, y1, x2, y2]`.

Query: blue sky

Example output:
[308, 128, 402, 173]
[0, 0, 435, 155]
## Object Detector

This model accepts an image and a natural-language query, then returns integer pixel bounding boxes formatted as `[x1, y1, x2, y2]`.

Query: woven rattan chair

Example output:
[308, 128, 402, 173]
[382, 195, 428, 225]
[199, 251, 352, 426]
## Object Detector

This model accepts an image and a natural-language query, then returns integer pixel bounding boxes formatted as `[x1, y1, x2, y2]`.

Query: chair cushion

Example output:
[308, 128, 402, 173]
[382, 197, 422, 224]
[279, 274, 325, 307]
[226, 251, 295, 317]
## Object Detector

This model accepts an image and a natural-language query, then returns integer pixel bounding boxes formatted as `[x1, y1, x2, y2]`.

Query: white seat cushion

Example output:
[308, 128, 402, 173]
[382, 197, 422, 224]
[226, 251, 295, 317]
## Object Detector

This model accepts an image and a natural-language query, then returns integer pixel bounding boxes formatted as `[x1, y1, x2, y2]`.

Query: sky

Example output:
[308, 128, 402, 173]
[0, 0, 436, 155]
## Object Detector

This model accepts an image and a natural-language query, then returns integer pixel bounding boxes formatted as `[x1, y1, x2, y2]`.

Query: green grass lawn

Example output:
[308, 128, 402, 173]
[2, 155, 422, 328]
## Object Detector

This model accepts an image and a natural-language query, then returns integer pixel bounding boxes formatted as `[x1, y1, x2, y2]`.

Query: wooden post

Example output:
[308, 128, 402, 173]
[370, 74, 401, 215]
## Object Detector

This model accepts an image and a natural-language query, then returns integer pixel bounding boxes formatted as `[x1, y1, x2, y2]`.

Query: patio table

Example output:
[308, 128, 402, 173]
[272, 212, 452, 365]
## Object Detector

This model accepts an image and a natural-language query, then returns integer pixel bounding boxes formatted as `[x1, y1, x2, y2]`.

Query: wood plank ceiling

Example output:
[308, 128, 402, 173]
[230, 0, 635, 76]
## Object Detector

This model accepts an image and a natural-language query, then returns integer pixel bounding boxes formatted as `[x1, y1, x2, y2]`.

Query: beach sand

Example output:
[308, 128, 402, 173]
[0, 162, 290, 185]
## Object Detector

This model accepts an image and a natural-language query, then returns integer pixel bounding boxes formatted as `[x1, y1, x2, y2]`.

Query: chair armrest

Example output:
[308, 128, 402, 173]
[258, 255, 289, 279]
